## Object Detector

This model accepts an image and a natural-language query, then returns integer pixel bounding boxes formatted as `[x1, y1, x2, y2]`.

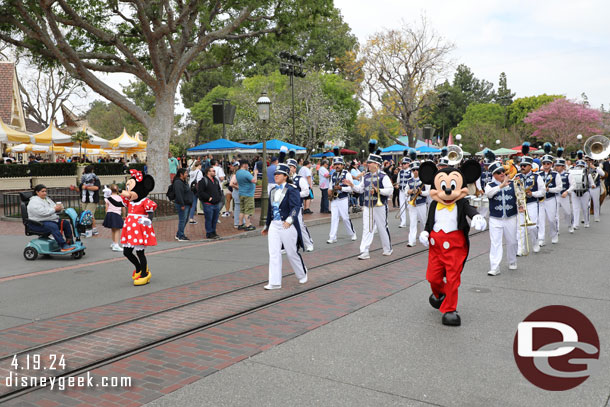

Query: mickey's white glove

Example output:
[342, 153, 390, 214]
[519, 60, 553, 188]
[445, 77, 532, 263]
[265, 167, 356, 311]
[103, 185, 111, 198]
[419, 231, 430, 248]
[472, 214, 487, 231]
[138, 217, 152, 227]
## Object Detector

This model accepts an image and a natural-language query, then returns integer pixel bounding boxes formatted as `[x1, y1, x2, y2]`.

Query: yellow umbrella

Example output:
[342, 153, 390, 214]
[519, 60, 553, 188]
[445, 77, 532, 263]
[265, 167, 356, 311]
[108, 128, 146, 149]
[0, 118, 31, 143]
[6, 144, 66, 153]
[29, 122, 72, 144]
[55, 125, 112, 149]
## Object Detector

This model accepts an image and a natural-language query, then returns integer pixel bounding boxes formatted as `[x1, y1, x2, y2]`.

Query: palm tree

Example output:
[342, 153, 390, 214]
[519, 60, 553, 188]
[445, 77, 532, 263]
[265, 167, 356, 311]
[71, 130, 91, 159]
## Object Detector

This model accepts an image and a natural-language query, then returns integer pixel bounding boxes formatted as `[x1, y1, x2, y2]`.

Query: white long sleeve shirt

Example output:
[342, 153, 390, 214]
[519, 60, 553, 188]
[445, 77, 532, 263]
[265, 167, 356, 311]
[27, 196, 59, 222]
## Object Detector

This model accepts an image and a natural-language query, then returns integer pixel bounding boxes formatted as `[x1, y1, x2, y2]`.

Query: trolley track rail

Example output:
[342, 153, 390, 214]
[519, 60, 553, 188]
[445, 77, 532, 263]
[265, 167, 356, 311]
[0, 231, 486, 403]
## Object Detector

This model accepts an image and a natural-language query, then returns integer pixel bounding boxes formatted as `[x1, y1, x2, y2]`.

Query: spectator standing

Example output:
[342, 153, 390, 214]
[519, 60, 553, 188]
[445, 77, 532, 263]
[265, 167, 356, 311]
[298, 161, 313, 214]
[168, 152, 180, 182]
[350, 160, 364, 211]
[318, 160, 331, 213]
[79, 165, 100, 235]
[102, 184, 124, 251]
[211, 159, 227, 217]
[188, 161, 204, 224]
[198, 166, 223, 239]
[229, 162, 244, 229]
[172, 168, 193, 241]
[235, 161, 257, 231]
[267, 156, 279, 193]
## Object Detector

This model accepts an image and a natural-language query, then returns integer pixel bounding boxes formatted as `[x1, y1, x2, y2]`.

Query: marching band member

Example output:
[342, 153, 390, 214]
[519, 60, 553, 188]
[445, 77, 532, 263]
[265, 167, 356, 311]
[406, 161, 430, 247]
[587, 158, 605, 222]
[513, 143, 545, 255]
[287, 150, 314, 252]
[477, 150, 495, 222]
[554, 149, 573, 233]
[537, 143, 562, 246]
[344, 140, 393, 260]
[568, 154, 593, 229]
[437, 147, 450, 170]
[396, 149, 415, 228]
[261, 163, 308, 290]
[485, 161, 518, 275]
[327, 151, 357, 244]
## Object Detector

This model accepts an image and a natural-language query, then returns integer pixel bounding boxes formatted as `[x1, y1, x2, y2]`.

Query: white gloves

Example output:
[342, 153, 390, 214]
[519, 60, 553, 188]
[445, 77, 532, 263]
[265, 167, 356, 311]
[419, 231, 430, 248]
[103, 185, 112, 198]
[138, 217, 152, 227]
[472, 214, 487, 231]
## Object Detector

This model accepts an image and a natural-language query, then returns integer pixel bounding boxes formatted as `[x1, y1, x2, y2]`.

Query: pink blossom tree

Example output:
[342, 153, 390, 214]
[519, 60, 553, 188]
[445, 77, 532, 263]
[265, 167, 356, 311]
[524, 99, 603, 148]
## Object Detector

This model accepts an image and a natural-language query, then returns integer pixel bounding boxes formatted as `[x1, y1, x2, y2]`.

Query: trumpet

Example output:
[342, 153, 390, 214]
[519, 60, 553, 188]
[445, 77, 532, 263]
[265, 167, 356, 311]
[408, 185, 422, 206]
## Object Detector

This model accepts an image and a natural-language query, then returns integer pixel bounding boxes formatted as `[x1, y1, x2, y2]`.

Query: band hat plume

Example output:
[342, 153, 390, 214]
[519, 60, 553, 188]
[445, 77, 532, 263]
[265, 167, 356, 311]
[367, 139, 382, 164]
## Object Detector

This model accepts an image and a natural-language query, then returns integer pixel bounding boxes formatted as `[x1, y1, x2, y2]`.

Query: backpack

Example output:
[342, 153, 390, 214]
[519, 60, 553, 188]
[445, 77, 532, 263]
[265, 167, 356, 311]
[79, 210, 94, 228]
[166, 182, 176, 201]
[190, 170, 202, 193]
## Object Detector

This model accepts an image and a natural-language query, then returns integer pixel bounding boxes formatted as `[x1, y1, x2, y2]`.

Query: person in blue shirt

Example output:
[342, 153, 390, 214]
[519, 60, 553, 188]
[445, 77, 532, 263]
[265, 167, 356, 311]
[266, 156, 278, 194]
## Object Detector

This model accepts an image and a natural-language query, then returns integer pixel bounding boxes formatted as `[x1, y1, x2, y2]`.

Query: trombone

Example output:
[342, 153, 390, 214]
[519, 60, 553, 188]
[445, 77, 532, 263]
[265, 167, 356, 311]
[513, 177, 536, 256]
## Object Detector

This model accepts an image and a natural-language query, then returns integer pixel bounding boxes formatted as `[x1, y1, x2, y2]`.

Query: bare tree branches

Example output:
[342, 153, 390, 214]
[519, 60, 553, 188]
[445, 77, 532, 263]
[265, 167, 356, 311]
[358, 16, 454, 146]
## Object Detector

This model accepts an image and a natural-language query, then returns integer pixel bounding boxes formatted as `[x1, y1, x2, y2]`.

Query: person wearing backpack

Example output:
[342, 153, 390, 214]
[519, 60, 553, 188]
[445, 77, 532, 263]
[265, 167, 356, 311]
[173, 168, 193, 241]
[198, 166, 223, 239]
[188, 160, 204, 224]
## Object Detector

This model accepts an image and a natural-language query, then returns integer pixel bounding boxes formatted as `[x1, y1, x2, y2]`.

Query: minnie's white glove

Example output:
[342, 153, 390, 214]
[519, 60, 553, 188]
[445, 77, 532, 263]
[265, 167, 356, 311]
[103, 185, 112, 198]
[419, 231, 430, 248]
[472, 214, 487, 231]
[138, 217, 152, 227]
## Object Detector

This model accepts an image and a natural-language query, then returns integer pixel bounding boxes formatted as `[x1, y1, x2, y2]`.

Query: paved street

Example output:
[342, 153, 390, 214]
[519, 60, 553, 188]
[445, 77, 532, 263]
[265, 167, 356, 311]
[0, 204, 608, 406]
[145, 215, 610, 407]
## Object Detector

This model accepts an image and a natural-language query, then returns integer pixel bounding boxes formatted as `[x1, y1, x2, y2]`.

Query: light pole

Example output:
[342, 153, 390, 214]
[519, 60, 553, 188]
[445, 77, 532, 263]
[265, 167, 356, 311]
[279, 51, 306, 140]
[257, 92, 271, 226]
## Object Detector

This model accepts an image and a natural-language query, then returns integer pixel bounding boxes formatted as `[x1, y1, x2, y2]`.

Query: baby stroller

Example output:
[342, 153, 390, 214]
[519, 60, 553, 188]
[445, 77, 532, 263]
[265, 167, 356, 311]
[20, 192, 87, 260]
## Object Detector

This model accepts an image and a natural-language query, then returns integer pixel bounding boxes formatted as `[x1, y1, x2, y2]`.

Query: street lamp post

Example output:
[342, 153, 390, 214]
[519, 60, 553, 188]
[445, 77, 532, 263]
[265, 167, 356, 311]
[279, 51, 306, 140]
[257, 92, 271, 226]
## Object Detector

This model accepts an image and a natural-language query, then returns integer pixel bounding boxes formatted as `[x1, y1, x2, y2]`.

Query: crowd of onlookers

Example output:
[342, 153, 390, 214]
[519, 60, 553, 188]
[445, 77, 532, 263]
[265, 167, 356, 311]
[0, 153, 142, 165]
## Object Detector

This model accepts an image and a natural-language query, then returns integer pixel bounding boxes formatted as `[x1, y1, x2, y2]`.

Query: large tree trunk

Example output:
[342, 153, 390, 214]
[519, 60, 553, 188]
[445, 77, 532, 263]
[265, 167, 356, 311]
[146, 88, 175, 194]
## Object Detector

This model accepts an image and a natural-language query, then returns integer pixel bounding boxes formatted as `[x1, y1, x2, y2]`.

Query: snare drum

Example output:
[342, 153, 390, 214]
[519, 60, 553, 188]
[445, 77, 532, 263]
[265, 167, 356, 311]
[481, 197, 489, 208]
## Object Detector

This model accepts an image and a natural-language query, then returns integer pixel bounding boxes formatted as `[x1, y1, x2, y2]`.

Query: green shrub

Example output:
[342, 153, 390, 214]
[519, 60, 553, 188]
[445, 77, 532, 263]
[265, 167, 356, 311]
[0, 163, 77, 178]
[92, 163, 126, 175]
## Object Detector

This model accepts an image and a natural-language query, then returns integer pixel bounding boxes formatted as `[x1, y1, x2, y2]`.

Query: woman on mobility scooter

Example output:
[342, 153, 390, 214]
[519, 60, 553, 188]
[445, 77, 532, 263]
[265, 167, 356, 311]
[27, 184, 75, 251]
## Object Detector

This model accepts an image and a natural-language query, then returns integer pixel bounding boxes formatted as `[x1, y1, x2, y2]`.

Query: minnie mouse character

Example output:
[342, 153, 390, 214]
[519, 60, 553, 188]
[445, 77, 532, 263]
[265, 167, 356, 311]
[418, 160, 487, 326]
[106, 169, 157, 286]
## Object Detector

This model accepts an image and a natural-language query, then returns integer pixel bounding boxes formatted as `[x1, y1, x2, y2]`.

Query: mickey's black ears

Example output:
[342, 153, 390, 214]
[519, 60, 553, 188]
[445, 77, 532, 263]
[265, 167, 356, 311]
[142, 174, 155, 193]
[419, 161, 438, 185]
[460, 159, 481, 184]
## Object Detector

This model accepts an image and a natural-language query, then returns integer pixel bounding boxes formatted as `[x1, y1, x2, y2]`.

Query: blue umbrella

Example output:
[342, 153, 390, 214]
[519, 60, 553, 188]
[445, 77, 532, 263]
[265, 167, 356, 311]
[187, 139, 254, 155]
[311, 152, 334, 158]
[416, 145, 441, 154]
[248, 139, 307, 153]
[381, 144, 409, 153]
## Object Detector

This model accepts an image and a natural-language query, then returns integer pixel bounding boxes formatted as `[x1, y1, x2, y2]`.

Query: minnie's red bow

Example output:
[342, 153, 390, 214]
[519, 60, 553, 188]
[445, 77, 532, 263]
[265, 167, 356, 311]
[130, 169, 143, 182]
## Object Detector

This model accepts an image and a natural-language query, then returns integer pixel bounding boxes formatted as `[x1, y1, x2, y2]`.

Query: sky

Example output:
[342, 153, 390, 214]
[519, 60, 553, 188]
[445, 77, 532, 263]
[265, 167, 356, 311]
[334, 0, 610, 109]
[50, 0, 610, 124]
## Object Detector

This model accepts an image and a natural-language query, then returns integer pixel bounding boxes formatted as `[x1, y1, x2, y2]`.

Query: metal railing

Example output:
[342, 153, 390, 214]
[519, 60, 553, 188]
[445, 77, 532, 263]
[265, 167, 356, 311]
[3, 191, 177, 219]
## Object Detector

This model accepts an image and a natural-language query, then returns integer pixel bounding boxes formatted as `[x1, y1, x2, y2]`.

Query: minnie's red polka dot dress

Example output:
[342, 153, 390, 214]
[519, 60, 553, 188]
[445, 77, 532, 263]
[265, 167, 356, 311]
[120, 197, 157, 248]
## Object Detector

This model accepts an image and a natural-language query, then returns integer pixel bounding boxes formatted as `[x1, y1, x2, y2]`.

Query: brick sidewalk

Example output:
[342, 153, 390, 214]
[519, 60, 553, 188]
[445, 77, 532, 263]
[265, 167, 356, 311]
[2, 232, 490, 407]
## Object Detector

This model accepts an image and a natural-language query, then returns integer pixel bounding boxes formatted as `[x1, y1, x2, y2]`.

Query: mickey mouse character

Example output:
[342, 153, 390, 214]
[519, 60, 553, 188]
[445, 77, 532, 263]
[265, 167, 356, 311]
[418, 160, 487, 326]
[106, 169, 157, 286]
